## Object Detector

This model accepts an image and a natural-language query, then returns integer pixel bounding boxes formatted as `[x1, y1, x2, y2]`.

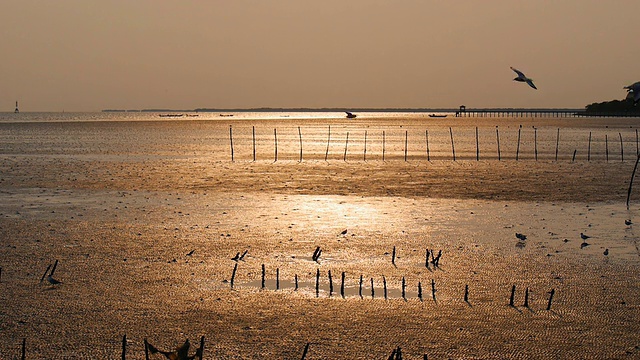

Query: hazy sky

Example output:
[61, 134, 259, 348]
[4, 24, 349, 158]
[1, 1, 639, 112]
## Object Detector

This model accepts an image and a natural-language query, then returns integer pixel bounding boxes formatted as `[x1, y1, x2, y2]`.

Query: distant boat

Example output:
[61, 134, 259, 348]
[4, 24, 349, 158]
[428, 114, 447, 118]
[345, 111, 357, 119]
[219, 114, 234, 117]
[159, 114, 184, 117]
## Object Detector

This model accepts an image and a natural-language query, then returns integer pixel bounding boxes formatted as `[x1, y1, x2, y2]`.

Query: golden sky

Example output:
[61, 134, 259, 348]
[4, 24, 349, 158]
[1, 1, 638, 111]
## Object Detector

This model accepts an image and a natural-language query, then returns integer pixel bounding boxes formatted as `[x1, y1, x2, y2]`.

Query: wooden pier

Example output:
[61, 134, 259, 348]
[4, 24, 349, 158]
[454, 106, 640, 118]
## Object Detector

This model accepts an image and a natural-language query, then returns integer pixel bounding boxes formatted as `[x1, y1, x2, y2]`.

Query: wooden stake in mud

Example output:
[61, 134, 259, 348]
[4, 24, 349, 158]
[382, 131, 386, 162]
[144, 338, 150, 360]
[402, 277, 406, 301]
[274, 128, 278, 162]
[425, 249, 430, 269]
[316, 269, 320, 298]
[509, 285, 516, 306]
[197, 336, 205, 360]
[359, 274, 364, 299]
[449, 127, 456, 161]
[524, 287, 530, 308]
[606, 134, 609, 162]
[298, 126, 303, 162]
[276, 268, 280, 290]
[404, 130, 408, 161]
[547, 289, 555, 310]
[21, 338, 26, 360]
[364, 130, 368, 161]
[122, 334, 127, 360]
[301, 342, 310, 360]
[371, 278, 375, 299]
[620, 132, 624, 162]
[418, 281, 423, 301]
[383, 276, 388, 300]
[496, 126, 502, 161]
[229, 126, 234, 162]
[572, 150, 577, 162]
[555, 128, 560, 161]
[262, 264, 266, 289]
[328, 270, 333, 297]
[626, 153, 640, 209]
[516, 127, 521, 161]
[476, 126, 480, 161]
[636, 129, 639, 155]
[588, 131, 592, 161]
[425, 129, 430, 161]
[464, 284, 469, 303]
[534, 127, 538, 161]
[325, 125, 331, 161]
[341, 272, 346, 299]
[252, 126, 256, 162]
[431, 279, 437, 302]
[343, 132, 349, 161]
[295, 274, 299, 291]
[392, 246, 396, 266]
[230, 263, 238, 289]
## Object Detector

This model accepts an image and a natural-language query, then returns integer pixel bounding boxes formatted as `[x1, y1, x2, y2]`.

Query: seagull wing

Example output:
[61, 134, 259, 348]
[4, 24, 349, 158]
[526, 79, 537, 90]
[510, 67, 526, 78]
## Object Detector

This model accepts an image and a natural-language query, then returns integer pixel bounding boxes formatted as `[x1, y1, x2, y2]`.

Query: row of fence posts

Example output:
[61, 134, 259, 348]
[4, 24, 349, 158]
[229, 264, 555, 310]
[229, 126, 639, 162]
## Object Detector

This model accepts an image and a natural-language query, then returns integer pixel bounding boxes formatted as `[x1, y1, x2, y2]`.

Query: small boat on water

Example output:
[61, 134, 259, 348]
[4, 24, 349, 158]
[219, 114, 234, 117]
[159, 114, 184, 117]
[428, 114, 447, 118]
[345, 111, 357, 119]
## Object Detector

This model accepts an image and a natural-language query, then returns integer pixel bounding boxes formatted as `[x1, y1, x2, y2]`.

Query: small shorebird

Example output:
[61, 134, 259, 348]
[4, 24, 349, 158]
[510, 67, 537, 90]
[625, 219, 632, 226]
[603, 248, 609, 256]
[515, 233, 527, 241]
[580, 233, 591, 240]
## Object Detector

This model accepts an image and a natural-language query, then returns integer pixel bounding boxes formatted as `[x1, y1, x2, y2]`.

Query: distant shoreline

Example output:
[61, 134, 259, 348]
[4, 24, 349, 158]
[102, 107, 584, 113]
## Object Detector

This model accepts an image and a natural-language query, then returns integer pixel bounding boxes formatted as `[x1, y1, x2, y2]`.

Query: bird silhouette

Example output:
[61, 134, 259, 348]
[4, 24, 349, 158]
[625, 219, 632, 226]
[515, 233, 527, 241]
[603, 248, 609, 256]
[580, 233, 591, 240]
[340, 229, 348, 235]
[580, 241, 590, 249]
[186, 249, 195, 256]
[511, 67, 537, 89]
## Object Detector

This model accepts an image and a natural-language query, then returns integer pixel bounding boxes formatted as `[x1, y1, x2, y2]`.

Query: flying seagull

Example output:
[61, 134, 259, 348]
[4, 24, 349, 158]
[510, 67, 537, 90]
[624, 81, 640, 105]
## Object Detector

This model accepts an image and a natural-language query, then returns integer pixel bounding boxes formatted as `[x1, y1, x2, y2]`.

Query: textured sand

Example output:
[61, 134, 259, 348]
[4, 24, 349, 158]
[0, 116, 639, 359]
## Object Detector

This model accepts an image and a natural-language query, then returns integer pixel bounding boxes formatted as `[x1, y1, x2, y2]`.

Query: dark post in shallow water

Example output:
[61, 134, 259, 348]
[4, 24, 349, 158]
[619, 132, 624, 162]
[524, 287, 530, 308]
[364, 130, 368, 161]
[449, 127, 456, 161]
[547, 289, 555, 310]
[325, 125, 331, 161]
[555, 128, 560, 161]
[359, 274, 364, 299]
[392, 246, 396, 266]
[21, 338, 26, 360]
[534, 127, 538, 161]
[301, 342, 310, 360]
[402, 277, 406, 301]
[382, 131, 386, 161]
[404, 130, 408, 161]
[274, 128, 278, 162]
[144, 338, 150, 360]
[371, 278, 375, 299]
[464, 284, 469, 303]
[418, 281, 423, 301]
[516, 127, 521, 161]
[626, 153, 640, 209]
[496, 126, 501, 161]
[343, 132, 349, 161]
[588, 131, 592, 161]
[383, 276, 388, 300]
[509, 285, 516, 306]
[231, 263, 238, 289]
[261, 264, 266, 289]
[341, 272, 346, 299]
[425, 129, 430, 161]
[276, 268, 280, 290]
[229, 126, 234, 162]
[606, 134, 609, 162]
[316, 268, 320, 298]
[122, 334, 127, 360]
[476, 126, 480, 161]
[295, 274, 299, 291]
[328, 270, 333, 297]
[431, 279, 437, 302]
[298, 126, 303, 162]
[572, 150, 577, 162]
[252, 126, 256, 162]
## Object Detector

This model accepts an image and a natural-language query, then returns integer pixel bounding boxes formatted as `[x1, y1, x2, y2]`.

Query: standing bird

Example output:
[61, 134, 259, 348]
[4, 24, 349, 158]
[624, 82, 640, 105]
[510, 67, 537, 90]
[580, 233, 591, 240]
